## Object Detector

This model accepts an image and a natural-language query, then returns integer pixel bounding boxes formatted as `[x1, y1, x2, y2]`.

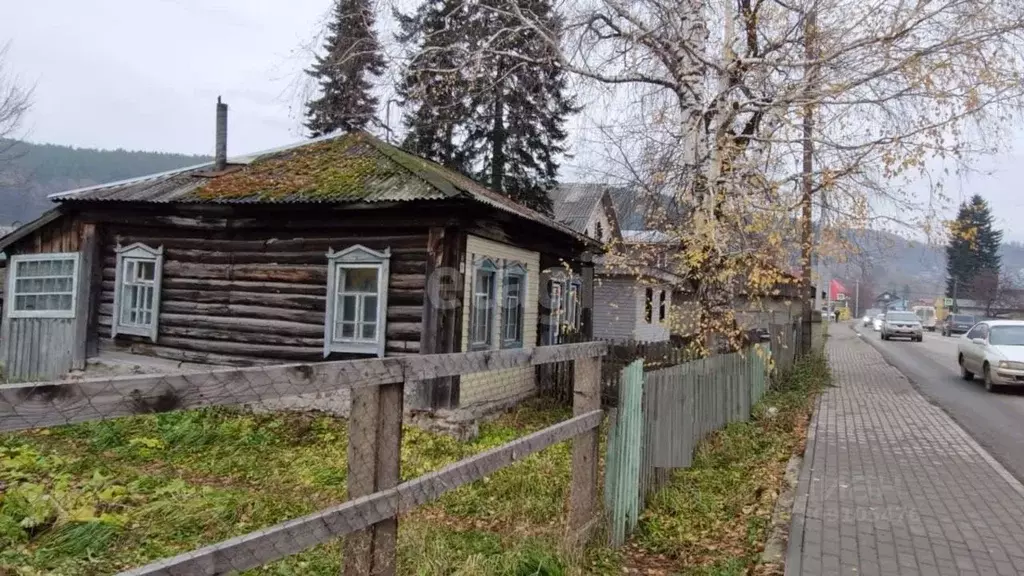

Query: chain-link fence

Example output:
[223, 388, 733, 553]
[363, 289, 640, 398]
[0, 342, 605, 575]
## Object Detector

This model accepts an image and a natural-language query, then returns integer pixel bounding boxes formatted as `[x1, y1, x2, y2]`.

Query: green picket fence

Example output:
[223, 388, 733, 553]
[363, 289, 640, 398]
[604, 359, 644, 547]
[603, 345, 773, 547]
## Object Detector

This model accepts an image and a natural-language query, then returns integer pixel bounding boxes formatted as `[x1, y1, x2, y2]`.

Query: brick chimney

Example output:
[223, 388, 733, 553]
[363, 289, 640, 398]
[215, 97, 228, 171]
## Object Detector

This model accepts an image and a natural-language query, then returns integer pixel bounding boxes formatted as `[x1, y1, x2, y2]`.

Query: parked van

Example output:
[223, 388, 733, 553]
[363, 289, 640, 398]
[913, 305, 937, 331]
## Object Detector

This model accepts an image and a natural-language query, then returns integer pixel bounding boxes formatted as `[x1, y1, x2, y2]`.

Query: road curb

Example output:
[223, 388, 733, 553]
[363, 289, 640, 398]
[851, 323, 1024, 501]
[782, 379, 822, 576]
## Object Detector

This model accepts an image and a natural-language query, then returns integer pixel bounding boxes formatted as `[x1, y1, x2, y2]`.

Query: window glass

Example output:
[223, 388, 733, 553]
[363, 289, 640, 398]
[549, 281, 563, 343]
[470, 267, 495, 348]
[10, 254, 78, 316]
[990, 326, 1024, 346]
[333, 266, 381, 344]
[503, 271, 526, 347]
[113, 245, 164, 339]
[644, 288, 654, 323]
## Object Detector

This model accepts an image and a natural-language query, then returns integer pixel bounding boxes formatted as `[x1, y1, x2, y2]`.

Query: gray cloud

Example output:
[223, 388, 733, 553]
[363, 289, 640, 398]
[2, 0, 1021, 242]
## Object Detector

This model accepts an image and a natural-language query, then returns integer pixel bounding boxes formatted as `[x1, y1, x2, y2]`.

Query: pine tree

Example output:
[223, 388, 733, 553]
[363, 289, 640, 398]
[304, 0, 386, 136]
[946, 194, 1004, 299]
[398, 0, 577, 214]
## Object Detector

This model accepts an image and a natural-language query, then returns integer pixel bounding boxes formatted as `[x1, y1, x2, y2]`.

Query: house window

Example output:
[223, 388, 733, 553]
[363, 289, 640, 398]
[7, 253, 79, 319]
[470, 258, 498, 350]
[659, 290, 667, 323]
[325, 245, 391, 357]
[566, 280, 582, 330]
[502, 263, 527, 348]
[644, 287, 654, 323]
[549, 280, 564, 343]
[113, 243, 164, 341]
[594, 221, 604, 242]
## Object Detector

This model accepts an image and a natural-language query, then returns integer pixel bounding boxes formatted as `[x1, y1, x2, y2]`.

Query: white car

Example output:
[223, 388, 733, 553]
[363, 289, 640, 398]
[872, 314, 884, 331]
[958, 320, 1024, 392]
[863, 308, 881, 326]
[880, 311, 923, 342]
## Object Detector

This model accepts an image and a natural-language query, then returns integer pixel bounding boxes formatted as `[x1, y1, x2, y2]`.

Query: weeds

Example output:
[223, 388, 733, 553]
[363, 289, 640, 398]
[0, 401, 607, 575]
[627, 352, 830, 574]
[0, 354, 829, 576]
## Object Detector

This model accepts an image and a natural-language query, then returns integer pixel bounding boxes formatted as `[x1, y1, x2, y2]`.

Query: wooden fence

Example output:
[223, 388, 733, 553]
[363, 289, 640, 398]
[604, 345, 772, 546]
[768, 320, 800, 375]
[0, 342, 607, 576]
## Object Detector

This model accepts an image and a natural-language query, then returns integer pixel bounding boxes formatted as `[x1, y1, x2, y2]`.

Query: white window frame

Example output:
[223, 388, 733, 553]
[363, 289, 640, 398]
[6, 252, 80, 319]
[501, 262, 527, 349]
[324, 245, 390, 358]
[566, 280, 582, 330]
[112, 243, 164, 342]
[469, 257, 499, 351]
[548, 279, 564, 344]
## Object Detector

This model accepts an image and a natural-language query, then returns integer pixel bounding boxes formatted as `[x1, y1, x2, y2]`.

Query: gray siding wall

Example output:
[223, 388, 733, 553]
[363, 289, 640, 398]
[594, 276, 638, 340]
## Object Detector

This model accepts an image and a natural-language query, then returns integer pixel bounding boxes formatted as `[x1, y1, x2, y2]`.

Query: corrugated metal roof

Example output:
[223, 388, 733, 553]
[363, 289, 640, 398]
[50, 131, 593, 244]
[549, 183, 605, 233]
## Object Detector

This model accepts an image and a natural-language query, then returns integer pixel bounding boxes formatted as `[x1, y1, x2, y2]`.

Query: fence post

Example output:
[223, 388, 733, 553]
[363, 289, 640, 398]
[567, 353, 602, 548]
[343, 381, 404, 576]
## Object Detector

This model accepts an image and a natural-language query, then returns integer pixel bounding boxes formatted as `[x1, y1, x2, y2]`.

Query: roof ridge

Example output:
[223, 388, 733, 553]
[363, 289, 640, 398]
[355, 131, 462, 199]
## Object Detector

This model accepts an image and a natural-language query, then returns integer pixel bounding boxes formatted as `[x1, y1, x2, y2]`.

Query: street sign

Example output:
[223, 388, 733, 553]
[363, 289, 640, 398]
[944, 297, 953, 306]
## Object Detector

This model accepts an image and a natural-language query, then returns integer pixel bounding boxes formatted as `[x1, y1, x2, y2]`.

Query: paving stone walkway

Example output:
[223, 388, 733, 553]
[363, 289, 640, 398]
[786, 326, 1024, 576]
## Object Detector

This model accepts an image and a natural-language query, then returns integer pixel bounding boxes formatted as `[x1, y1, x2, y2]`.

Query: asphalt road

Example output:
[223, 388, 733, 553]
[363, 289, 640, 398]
[852, 321, 1024, 483]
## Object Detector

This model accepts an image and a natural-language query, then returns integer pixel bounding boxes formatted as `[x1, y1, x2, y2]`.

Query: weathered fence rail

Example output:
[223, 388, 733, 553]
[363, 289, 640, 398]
[1, 342, 607, 576]
[0, 342, 604, 433]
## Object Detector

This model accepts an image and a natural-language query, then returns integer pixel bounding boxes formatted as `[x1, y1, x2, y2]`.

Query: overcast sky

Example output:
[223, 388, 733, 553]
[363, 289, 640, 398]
[2, 0, 1023, 241]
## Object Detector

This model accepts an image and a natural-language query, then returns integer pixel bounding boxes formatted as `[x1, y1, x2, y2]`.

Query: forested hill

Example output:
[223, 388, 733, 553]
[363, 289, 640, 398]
[0, 140, 209, 225]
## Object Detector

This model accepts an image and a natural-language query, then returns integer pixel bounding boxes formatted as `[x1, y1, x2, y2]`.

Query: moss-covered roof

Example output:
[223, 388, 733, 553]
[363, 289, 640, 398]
[187, 133, 446, 203]
[51, 131, 593, 243]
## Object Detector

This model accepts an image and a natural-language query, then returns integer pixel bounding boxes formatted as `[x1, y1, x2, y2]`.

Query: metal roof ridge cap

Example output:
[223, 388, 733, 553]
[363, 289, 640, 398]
[48, 161, 214, 200]
[47, 132, 353, 201]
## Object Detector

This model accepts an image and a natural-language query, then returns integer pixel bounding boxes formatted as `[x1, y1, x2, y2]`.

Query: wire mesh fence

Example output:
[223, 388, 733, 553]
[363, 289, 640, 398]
[0, 343, 605, 575]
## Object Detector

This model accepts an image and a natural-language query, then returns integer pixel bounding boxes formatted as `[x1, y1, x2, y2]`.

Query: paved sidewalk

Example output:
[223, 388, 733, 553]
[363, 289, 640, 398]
[786, 326, 1024, 576]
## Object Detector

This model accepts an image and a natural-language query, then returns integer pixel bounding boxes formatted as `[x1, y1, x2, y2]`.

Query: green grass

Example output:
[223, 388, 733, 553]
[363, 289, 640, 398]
[0, 354, 829, 576]
[627, 352, 831, 575]
[0, 400, 615, 576]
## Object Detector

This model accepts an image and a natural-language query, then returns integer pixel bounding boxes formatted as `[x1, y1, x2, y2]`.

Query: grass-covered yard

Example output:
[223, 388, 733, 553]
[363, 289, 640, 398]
[1, 352, 829, 576]
[1, 400, 600, 576]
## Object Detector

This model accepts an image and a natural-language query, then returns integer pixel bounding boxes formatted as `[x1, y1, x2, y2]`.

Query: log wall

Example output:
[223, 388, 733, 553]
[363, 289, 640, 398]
[95, 223, 429, 365]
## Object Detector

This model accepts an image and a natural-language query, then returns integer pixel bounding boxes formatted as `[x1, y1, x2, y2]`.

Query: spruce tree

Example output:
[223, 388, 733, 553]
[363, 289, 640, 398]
[398, 0, 577, 214]
[304, 0, 386, 136]
[395, 0, 474, 172]
[946, 194, 1003, 299]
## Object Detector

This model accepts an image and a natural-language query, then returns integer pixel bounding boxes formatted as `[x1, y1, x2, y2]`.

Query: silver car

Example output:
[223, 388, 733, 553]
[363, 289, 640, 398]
[957, 320, 1024, 392]
[863, 308, 881, 326]
[880, 311, 923, 342]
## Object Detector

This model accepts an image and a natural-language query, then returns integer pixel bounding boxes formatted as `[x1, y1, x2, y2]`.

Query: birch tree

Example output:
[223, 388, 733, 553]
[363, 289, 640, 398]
[473, 0, 1024, 353]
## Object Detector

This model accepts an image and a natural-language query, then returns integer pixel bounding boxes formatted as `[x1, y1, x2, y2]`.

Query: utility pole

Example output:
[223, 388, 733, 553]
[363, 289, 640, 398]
[799, 5, 818, 353]
[952, 278, 959, 313]
[855, 279, 860, 318]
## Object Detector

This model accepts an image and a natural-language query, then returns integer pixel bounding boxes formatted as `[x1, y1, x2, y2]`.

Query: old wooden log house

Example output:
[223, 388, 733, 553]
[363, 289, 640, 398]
[0, 101, 598, 412]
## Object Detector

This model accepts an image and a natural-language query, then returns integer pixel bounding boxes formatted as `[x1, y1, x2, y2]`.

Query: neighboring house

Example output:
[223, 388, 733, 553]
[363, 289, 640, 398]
[0, 113, 596, 413]
[553, 184, 811, 341]
[936, 297, 1024, 320]
[551, 184, 680, 342]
